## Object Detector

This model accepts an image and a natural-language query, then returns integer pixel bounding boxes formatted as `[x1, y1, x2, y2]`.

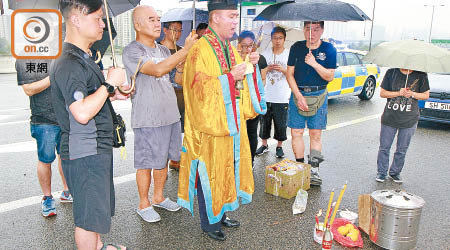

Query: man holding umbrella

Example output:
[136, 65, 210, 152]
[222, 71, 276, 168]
[52, 0, 128, 249]
[286, 21, 337, 186]
[178, 0, 266, 241]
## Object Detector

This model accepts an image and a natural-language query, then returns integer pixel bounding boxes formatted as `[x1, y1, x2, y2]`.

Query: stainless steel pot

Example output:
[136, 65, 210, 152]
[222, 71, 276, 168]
[369, 190, 425, 250]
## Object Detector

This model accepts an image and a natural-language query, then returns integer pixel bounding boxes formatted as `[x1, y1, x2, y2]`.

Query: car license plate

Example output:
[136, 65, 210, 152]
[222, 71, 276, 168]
[425, 101, 450, 111]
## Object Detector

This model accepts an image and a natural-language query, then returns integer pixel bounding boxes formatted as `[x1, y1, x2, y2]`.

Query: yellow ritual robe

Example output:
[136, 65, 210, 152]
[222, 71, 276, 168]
[177, 28, 267, 224]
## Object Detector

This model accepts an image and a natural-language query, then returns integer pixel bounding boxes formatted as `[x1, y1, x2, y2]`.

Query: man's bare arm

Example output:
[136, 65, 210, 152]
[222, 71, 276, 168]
[140, 47, 190, 78]
[21, 76, 50, 96]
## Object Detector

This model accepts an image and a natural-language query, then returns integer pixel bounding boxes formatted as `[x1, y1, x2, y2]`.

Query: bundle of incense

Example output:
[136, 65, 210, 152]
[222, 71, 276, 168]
[329, 182, 348, 226]
[323, 189, 335, 227]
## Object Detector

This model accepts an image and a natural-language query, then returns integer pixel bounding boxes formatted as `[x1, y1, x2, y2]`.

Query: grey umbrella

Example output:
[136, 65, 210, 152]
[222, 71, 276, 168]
[160, 8, 209, 47]
[161, 8, 209, 23]
[8, 0, 140, 17]
[253, 0, 371, 22]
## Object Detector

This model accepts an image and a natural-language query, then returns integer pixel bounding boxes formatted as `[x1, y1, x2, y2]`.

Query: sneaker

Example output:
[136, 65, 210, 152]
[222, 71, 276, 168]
[275, 147, 284, 158]
[60, 191, 73, 203]
[255, 145, 269, 156]
[389, 174, 403, 183]
[310, 169, 322, 186]
[376, 173, 386, 183]
[41, 196, 56, 217]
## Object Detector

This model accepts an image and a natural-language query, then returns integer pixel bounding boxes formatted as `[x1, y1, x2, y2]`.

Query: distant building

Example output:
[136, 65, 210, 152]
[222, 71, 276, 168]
[112, 10, 135, 48]
[0, 15, 11, 43]
[240, 4, 300, 33]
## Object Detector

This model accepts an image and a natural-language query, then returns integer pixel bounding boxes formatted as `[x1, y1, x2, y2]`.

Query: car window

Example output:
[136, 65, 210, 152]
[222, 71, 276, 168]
[344, 52, 361, 65]
[337, 53, 345, 67]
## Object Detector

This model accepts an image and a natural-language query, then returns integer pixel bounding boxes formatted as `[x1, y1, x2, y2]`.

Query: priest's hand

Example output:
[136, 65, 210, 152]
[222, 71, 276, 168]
[249, 52, 260, 65]
[231, 63, 247, 81]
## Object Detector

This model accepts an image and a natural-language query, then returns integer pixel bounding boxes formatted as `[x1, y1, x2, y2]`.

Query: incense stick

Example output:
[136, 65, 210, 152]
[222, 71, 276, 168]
[330, 182, 347, 226]
[323, 189, 335, 227]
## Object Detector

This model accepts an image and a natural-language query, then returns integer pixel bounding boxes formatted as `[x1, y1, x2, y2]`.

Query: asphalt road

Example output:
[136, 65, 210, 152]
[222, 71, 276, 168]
[0, 72, 449, 250]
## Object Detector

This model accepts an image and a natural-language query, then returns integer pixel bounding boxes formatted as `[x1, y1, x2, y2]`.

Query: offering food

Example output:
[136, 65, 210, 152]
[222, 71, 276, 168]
[336, 223, 359, 242]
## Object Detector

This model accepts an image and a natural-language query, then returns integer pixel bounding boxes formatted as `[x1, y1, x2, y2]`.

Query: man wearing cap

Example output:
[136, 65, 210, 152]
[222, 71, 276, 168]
[286, 21, 337, 186]
[177, 0, 267, 241]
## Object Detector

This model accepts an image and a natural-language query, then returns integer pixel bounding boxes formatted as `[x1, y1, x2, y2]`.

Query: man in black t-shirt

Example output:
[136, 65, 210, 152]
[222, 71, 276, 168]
[16, 59, 72, 217]
[51, 1, 127, 248]
[376, 68, 430, 183]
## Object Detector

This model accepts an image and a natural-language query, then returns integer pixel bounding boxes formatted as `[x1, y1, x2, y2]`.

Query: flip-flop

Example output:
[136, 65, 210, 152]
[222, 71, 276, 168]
[153, 198, 181, 212]
[100, 243, 126, 250]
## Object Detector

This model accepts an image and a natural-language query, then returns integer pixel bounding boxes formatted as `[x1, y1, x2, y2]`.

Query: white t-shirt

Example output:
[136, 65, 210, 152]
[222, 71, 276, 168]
[261, 48, 291, 103]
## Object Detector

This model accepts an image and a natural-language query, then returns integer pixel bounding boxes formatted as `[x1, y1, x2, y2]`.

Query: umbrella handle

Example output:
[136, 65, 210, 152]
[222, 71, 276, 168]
[118, 58, 142, 95]
[94, 50, 102, 64]
[103, 0, 117, 68]
[192, 0, 196, 33]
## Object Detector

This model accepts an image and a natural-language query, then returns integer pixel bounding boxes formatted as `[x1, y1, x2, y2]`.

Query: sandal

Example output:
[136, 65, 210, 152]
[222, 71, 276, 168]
[100, 243, 127, 250]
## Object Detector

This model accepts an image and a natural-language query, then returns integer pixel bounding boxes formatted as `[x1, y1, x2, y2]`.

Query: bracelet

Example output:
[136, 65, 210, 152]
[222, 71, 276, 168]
[176, 70, 183, 74]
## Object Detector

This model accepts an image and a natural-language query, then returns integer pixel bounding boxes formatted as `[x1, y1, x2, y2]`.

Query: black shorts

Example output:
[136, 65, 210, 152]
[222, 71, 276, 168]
[62, 154, 115, 234]
[259, 102, 288, 141]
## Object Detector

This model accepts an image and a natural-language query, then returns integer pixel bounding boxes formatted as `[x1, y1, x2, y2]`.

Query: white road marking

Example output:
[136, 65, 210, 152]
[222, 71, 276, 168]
[0, 120, 29, 127]
[0, 115, 13, 121]
[0, 131, 135, 154]
[267, 113, 382, 147]
[0, 173, 136, 214]
[0, 113, 382, 213]
[0, 107, 28, 113]
[0, 141, 36, 153]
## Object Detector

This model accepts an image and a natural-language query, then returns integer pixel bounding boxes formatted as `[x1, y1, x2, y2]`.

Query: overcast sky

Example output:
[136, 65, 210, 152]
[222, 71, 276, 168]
[143, 0, 450, 41]
[3, 0, 449, 41]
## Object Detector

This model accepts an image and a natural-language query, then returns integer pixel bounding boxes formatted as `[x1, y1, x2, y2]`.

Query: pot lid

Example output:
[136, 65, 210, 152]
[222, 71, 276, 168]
[371, 190, 425, 209]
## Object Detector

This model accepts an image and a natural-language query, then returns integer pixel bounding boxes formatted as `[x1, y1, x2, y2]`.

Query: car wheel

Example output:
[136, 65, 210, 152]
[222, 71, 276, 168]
[359, 76, 376, 100]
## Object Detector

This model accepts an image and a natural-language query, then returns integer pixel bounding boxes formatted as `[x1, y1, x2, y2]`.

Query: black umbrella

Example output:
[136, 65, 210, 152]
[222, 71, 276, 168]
[91, 18, 117, 65]
[8, 0, 140, 17]
[253, 0, 370, 22]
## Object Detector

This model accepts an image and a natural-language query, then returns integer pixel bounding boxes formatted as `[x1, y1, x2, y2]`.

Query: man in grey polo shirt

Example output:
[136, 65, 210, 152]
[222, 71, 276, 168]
[123, 5, 197, 223]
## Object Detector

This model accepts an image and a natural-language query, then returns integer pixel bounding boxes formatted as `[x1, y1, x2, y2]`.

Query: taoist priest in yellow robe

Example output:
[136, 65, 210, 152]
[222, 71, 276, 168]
[177, 0, 267, 241]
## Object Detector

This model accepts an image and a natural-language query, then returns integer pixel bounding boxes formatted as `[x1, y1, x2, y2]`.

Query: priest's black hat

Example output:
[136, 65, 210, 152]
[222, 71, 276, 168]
[207, 0, 238, 11]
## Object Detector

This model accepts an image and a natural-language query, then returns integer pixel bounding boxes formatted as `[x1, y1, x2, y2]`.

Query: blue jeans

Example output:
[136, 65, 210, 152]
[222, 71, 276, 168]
[30, 124, 61, 164]
[377, 123, 417, 176]
[287, 89, 328, 130]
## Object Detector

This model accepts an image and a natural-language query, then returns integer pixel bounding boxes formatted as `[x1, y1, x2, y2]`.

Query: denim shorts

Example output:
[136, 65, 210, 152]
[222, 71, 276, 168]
[287, 89, 328, 130]
[30, 124, 61, 164]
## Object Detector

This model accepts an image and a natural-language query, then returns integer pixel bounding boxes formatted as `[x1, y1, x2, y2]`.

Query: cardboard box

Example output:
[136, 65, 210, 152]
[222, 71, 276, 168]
[264, 159, 310, 199]
[358, 194, 371, 235]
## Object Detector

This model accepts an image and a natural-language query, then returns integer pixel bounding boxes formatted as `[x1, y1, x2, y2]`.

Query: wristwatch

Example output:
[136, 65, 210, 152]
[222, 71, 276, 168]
[101, 81, 115, 94]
